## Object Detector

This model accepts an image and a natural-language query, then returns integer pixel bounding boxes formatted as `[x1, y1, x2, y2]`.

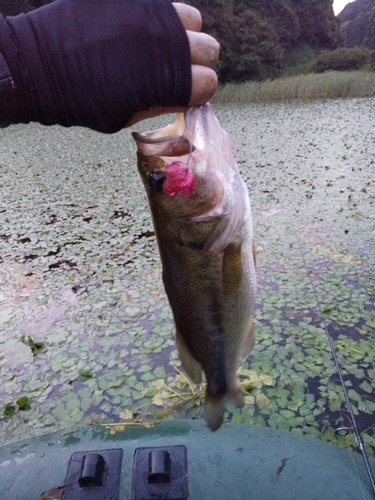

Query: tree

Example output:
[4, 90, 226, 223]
[315, 47, 372, 72]
[0, 0, 31, 15]
[341, 6, 375, 50]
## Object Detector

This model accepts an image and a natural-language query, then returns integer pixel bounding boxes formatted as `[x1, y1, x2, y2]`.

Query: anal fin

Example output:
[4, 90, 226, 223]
[228, 383, 244, 407]
[176, 329, 202, 384]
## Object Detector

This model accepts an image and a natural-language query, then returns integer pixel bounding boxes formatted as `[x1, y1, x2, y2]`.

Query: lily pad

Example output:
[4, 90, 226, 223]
[0, 99, 374, 462]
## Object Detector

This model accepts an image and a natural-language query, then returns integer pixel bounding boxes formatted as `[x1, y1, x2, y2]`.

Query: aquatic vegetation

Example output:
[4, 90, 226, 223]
[0, 98, 374, 461]
[214, 71, 375, 103]
[20, 334, 44, 357]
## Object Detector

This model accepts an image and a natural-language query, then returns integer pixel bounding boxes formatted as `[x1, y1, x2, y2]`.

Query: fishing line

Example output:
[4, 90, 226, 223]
[184, 135, 193, 167]
[288, 213, 375, 495]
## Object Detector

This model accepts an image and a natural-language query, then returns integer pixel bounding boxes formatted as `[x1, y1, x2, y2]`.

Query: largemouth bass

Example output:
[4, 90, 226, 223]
[132, 104, 256, 431]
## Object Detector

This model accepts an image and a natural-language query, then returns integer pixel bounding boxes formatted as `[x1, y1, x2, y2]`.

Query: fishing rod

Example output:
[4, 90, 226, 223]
[290, 216, 375, 496]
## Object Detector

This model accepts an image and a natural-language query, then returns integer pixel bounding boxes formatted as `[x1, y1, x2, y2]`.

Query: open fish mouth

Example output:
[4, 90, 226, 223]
[132, 113, 195, 158]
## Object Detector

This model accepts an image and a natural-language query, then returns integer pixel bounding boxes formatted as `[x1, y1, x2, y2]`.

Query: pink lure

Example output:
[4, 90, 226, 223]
[163, 162, 195, 197]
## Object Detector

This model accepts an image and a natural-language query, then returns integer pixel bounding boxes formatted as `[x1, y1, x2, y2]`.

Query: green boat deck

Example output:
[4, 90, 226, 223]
[0, 421, 374, 499]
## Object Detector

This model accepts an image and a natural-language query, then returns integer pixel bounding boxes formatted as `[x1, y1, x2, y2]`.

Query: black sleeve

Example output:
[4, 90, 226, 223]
[0, 0, 191, 133]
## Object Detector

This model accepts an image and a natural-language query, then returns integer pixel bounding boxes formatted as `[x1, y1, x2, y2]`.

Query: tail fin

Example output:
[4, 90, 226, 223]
[205, 396, 226, 431]
[205, 384, 244, 431]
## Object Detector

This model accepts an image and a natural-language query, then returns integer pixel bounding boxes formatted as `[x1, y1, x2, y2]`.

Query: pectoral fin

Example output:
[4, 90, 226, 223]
[176, 329, 202, 384]
[223, 243, 243, 295]
[252, 242, 257, 266]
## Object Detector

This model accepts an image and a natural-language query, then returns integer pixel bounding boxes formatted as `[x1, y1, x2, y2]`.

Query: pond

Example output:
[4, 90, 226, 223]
[0, 99, 374, 469]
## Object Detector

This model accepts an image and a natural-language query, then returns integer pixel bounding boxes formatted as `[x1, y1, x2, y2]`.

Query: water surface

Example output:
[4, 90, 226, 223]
[0, 98, 374, 462]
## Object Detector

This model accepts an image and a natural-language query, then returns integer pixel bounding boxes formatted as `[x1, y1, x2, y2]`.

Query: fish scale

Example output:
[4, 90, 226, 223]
[132, 104, 256, 430]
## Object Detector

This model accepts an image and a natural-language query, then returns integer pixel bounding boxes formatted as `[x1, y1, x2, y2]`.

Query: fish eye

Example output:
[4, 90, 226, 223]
[150, 171, 166, 192]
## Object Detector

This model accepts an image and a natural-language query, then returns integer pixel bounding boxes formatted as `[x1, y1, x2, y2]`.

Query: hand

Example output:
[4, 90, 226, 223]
[125, 3, 219, 126]
[1, 0, 219, 133]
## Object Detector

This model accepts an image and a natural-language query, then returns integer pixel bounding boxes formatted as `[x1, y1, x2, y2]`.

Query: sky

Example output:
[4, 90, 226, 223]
[333, 0, 352, 15]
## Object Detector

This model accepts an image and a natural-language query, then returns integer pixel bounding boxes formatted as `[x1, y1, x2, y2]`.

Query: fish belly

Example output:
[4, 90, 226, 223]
[157, 200, 256, 430]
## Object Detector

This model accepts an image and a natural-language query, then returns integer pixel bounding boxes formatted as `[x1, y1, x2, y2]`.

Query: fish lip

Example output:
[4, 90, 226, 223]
[131, 131, 182, 145]
[132, 132, 195, 158]
[132, 111, 188, 145]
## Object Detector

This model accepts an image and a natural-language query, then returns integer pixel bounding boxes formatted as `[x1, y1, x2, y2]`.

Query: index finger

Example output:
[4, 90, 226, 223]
[188, 31, 219, 67]
[173, 2, 202, 31]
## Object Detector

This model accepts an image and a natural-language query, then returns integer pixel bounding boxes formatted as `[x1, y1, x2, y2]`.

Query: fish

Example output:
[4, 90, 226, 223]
[132, 103, 256, 431]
